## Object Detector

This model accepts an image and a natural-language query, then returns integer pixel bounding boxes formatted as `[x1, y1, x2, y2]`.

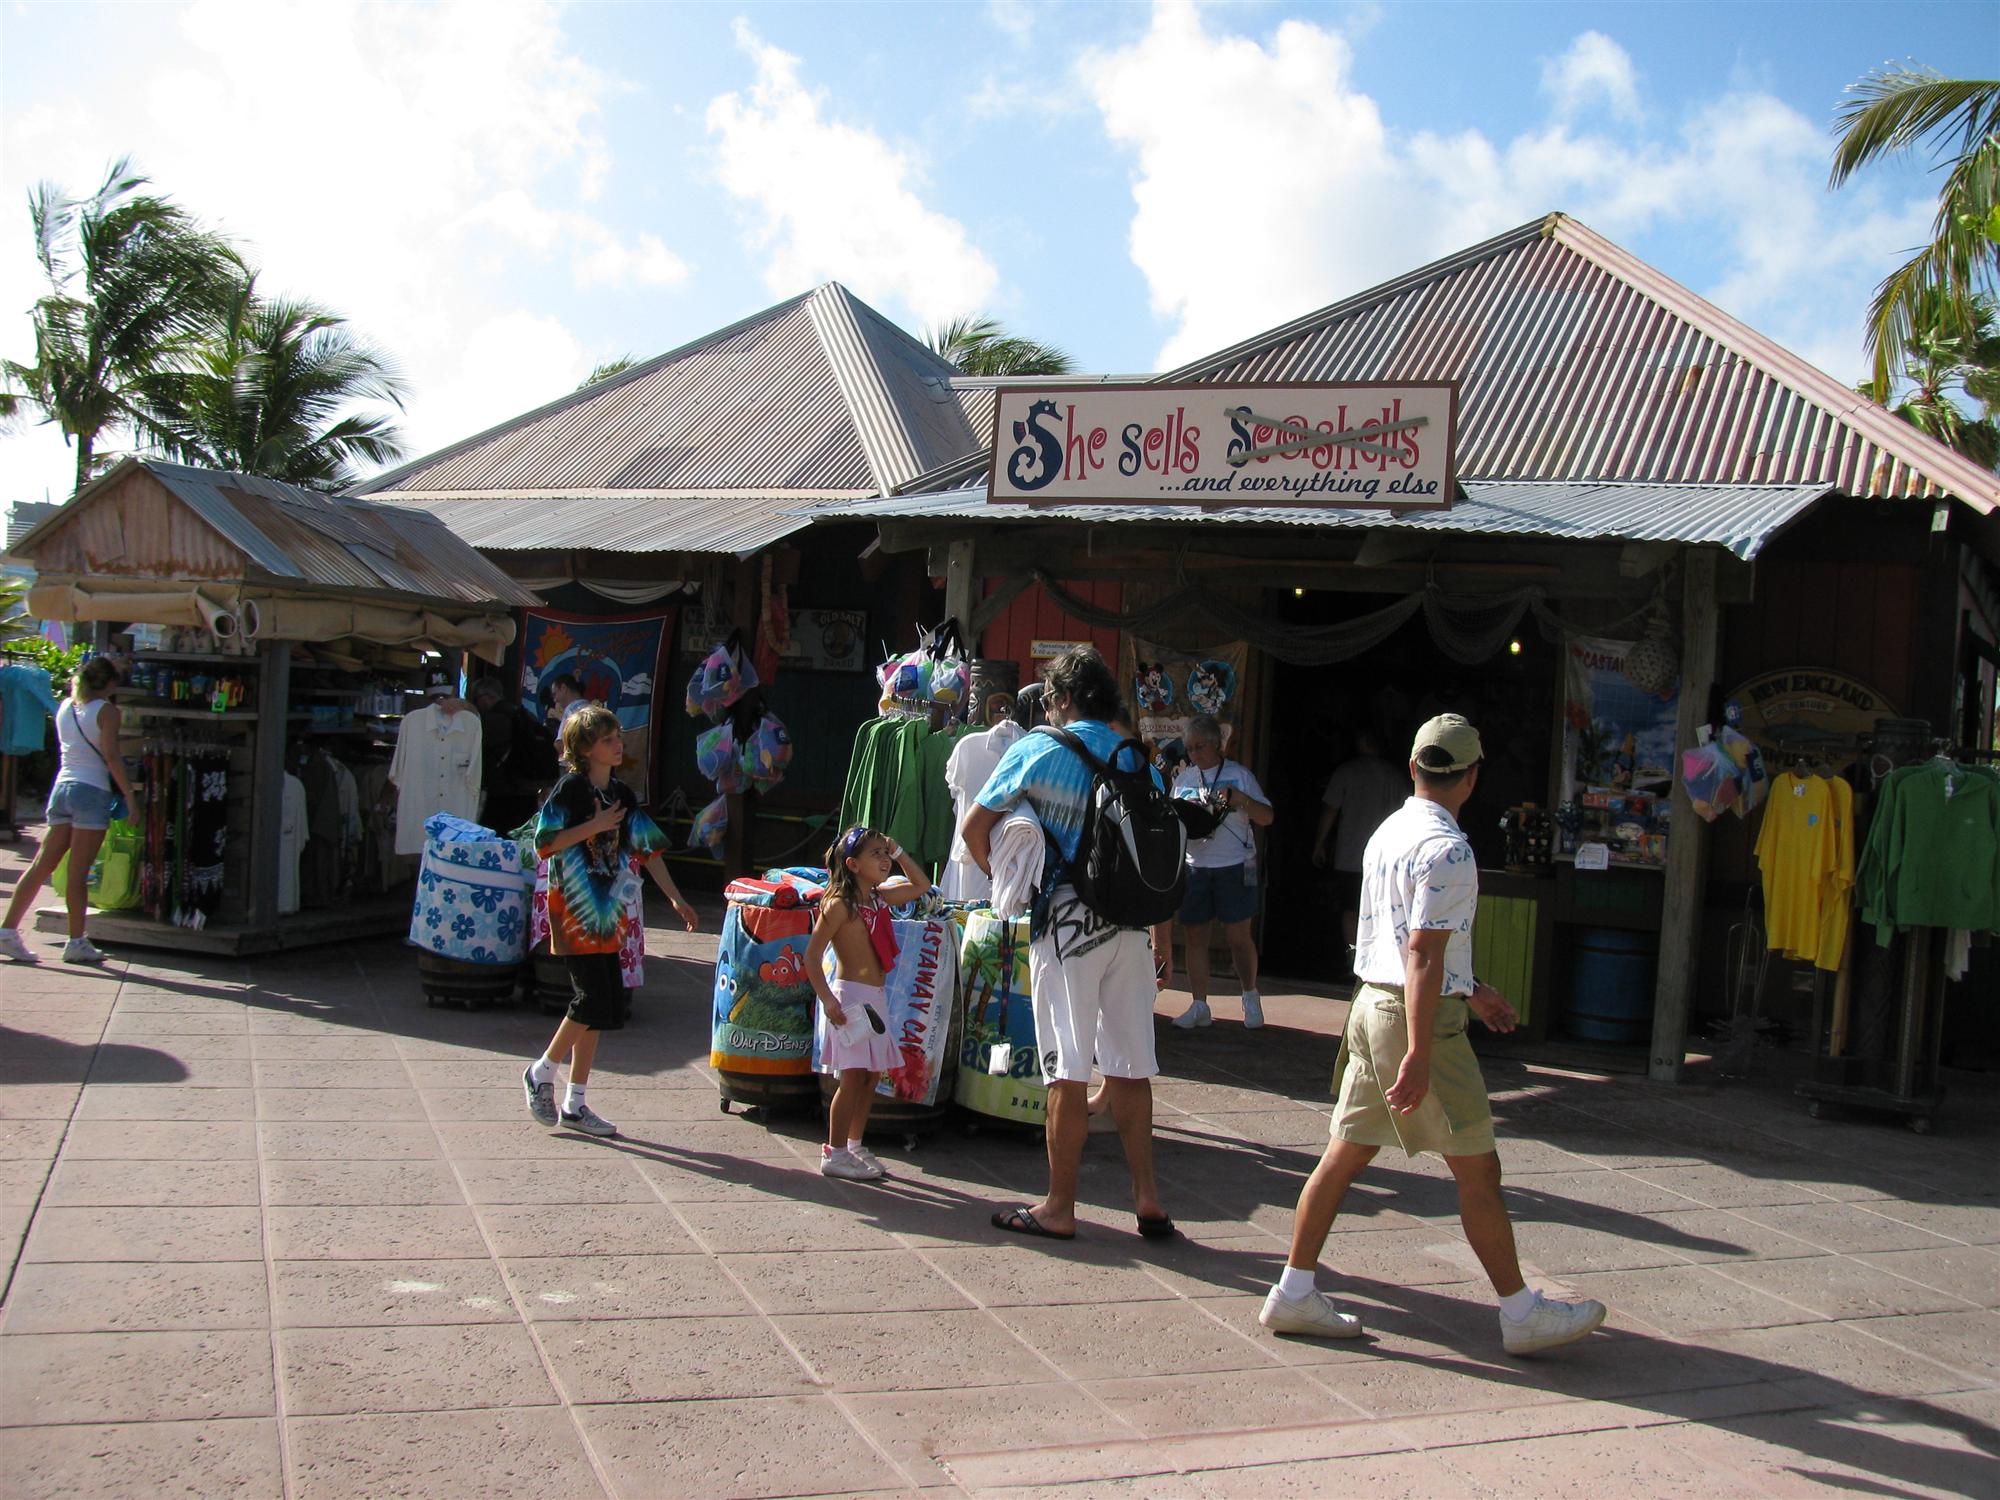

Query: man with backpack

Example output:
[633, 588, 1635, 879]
[961, 646, 1185, 1242]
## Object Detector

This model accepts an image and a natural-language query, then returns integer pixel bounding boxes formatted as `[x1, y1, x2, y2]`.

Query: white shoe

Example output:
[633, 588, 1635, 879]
[1501, 1292, 1607, 1354]
[847, 1144, 887, 1178]
[820, 1146, 878, 1181]
[0, 929, 38, 963]
[61, 937, 107, 965]
[1259, 1286, 1365, 1339]
[1241, 993, 1264, 1029]
[1173, 1000, 1212, 1029]
[558, 1104, 618, 1138]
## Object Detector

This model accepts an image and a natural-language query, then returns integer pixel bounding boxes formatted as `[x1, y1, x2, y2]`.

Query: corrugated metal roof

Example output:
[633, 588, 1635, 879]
[374, 490, 838, 558]
[809, 479, 1835, 560]
[14, 459, 538, 607]
[1165, 214, 1997, 510]
[354, 283, 982, 507]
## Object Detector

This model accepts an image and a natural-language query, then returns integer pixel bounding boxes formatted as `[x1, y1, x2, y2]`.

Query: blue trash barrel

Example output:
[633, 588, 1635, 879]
[1565, 927, 1658, 1044]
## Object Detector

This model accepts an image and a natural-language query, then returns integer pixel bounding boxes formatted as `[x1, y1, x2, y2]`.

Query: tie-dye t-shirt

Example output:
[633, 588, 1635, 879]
[976, 721, 1162, 891]
[1352, 797, 1479, 996]
[534, 773, 667, 956]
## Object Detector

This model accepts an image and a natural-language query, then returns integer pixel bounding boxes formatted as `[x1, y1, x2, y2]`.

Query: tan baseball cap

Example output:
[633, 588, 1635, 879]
[1411, 713, 1483, 772]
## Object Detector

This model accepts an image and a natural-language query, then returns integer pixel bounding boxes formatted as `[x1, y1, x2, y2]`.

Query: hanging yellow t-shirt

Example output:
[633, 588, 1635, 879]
[1755, 773, 1844, 966]
[1814, 776, 1855, 972]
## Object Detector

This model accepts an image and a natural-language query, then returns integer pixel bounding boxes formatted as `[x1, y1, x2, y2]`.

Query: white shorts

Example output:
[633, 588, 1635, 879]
[1028, 889, 1158, 1085]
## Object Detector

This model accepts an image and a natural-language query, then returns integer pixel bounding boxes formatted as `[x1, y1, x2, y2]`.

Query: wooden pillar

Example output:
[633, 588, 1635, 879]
[245, 639, 290, 931]
[944, 538, 976, 650]
[1649, 547, 1720, 1083]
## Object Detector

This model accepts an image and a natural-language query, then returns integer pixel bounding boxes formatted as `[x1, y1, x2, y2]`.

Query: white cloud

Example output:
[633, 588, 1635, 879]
[1083, 3, 1929, 383]
[706, 20, 999, 328]
[0, 0, 686, 502]
[987, 0, 1035, 43]
[1542, 31, 1643, 123]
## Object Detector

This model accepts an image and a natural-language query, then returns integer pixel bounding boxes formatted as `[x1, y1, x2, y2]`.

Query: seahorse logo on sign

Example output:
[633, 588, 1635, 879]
[1007, 399, 1064, 492]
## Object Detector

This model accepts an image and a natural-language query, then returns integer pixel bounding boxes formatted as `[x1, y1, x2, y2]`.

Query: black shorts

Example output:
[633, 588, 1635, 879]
[564, 953, 626, 1031]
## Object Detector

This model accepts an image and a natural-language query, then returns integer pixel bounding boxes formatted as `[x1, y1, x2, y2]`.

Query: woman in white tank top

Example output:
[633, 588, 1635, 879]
[1, 656, 138, 965]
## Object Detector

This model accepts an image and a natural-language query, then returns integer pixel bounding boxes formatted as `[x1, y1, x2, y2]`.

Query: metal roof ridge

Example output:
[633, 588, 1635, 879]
[808, 285, 921, 496]
[350, 289, 821, 497]
[1548, 216, 1999, 515]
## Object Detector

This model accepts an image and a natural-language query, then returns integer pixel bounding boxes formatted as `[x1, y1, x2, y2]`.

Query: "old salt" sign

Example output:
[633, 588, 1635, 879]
[988, 381, 1457, 509]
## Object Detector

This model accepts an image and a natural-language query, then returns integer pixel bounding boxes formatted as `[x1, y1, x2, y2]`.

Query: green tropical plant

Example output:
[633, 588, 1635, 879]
[1830, 68, 2000, 393]
[578, 355, 637, 388]
[1858, 291, 2000, 468]
[1, 157, 241, 494]
[146, 271, 408, 490]
[924, 316, 1076, 376]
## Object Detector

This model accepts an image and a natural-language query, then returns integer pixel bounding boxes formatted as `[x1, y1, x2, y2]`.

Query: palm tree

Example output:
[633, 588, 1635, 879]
[147, 272, 407, 490]
[1, 157, 240, 494]
[578, 355, 636, 388]
[924, 316, 1076, 376]
[1858, 291, 2000, 468]
[1830, 67, 2000, 393]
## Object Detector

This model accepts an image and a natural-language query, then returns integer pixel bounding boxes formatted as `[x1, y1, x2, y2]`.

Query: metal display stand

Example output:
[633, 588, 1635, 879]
[1797, 927, 1946, 1133]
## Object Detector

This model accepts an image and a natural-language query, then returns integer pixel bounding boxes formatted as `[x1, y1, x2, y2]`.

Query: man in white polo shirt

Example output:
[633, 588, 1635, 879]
[1259, 714, 1608, 1355]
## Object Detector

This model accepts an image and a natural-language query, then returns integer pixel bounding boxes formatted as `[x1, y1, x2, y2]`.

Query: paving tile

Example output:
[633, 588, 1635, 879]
[921, 1242, 1185, 1307]
[0, 1118, 66, 1158]
[0, 1330, 275, 1425]
[1736, 1202, 1961, 1255]
[73, 1084, 255, 1120]
[256, 1122, 444, 1160]
[775, 1307, 1056, 1392]
[266, 1205, 490, 1261]
[1562, 1263, 1819, 1335]
[1856, 1245, 2000, 1306]
[1861, 1198, 2000, 1247]
[1627, 1207, 1827, 1263]
[634, 1152, 849, 1206]
[414, 1086, 559, 1122]
[0, 1084, 82, 1119]
[1670, 1400, 2000, 1500]
[43, 1157, 260, 1207]
[476, 1202, 701, 1258]
[1695, 1321, 1975, 1401]
[995, 1298, 1275, 1381]
[0, 1157, 51, 1197]
[254, 1059, 398, 1089]
[1718, 1254, 1974, 1320]
[677, 1200, 906, 1254]
[271, 1257, 518, 1327]
[286, 1407, 601, 1500]
[8, 1416, 282, 1499]
[1627, 1164, 1837, 1210]
[89, 1054, 253, 1087]
[1861, 1308, 2000, 1383]
[537, 1314, 811, 1402]
[578, 1394, 904, 1498]
[1086, 1364, 1356, 1437]
[263, 1159, 465, 1206]
[432, 1119, 637, 1159]
[501, 1253, 756, 1320]
[247, 1033, 404, 1060]
[19, 1203, 264, 1263]
[455, 1156, 656, 1205]
[1197, 1449, 1482, 1498]
[1426, 1423, 1753, 1498]
[60, 1119, 257, 1159]
[4, 1258, 270, 1332]
[256, 1086, 429, 1120]
[722, 1249, 975, 1316]
[279, 1323, 560, 1416]
[101, 1011, 249, 1036]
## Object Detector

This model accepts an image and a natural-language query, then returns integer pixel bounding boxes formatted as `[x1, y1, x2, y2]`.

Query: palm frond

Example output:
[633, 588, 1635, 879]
[1831, 69, 2000, 185]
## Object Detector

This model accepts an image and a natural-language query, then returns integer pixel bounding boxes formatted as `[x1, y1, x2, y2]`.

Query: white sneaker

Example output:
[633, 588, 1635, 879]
[847, 1144, 887, 1178]
[820, 1146, 878, 1181]
[1259, 1286, 1365, 1339]
[1172, 1000, 1212, 1029]
[1501, 1292, 1607, 1354]
[0, 929, 38, 963]
[558, 1104, 618, 1138]
[61, 937, 107, 965]
[1241, 993, 1264, 1029]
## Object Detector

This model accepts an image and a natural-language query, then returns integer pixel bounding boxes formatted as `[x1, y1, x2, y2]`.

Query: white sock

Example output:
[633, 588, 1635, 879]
[847, 1138, 865, 1154]
[1499, 1286, 1538, 1319]
[563, 1084, 586, 1114]
[1276, 1265, 1318, 1299]
[529, 1055, 557, 1085]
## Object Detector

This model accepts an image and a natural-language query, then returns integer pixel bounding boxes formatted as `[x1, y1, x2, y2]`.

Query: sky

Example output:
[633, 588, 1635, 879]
[1, 0, 1995, 504]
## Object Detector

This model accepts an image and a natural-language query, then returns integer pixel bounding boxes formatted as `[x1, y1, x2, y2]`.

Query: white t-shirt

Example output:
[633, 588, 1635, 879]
[1353, 796, 1478, 996]
[942, 720, 1024, 900]
[1320, 754, 1410, 873]
[1172, 759, 1265, 871]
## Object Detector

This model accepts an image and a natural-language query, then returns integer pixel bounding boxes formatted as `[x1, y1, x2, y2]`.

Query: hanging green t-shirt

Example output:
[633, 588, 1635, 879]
[880, 718, 934, 856]
[917, 723, 969, 871]
[838, 718, 897, 838]
[1857, 762, 2000, 943]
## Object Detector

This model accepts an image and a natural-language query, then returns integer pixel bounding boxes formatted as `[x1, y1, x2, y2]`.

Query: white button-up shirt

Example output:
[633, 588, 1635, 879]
[388, 702, 483, 854]
[1353, 796, 1479, 996]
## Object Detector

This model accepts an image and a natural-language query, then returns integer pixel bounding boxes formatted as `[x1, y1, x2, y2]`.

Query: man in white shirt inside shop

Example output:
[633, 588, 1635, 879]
[1259, 713, 1608, 1356]
[1168, 713, 1274, 1031]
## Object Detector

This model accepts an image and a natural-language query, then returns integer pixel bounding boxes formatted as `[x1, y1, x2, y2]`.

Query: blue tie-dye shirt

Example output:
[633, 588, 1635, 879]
[975, 721, 1161, 893]
[1353, 797, 1479, 996]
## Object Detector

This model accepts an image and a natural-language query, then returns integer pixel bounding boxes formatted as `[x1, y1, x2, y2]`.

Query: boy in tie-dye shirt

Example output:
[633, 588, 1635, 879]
[521, 705, 699, 1138]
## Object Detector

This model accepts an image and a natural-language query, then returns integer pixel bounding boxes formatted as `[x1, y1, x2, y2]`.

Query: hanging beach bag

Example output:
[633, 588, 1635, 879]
[686, 629, 759, 720]
[738, 711, 793, 793]
[696, 721, 740, 787]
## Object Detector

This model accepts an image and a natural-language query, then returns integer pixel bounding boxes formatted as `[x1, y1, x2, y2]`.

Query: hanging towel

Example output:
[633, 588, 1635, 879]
[989, 804, 1046, 920]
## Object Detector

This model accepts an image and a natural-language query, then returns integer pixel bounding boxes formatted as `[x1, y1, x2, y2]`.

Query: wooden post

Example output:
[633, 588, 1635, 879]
[245, 639, 289, 931]
[1649, 547, 1719, 1083]
[944, 538, 976, 649]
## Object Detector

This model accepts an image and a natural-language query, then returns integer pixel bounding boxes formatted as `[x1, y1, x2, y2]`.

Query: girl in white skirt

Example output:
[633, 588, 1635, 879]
[806, 825, 932, 1180]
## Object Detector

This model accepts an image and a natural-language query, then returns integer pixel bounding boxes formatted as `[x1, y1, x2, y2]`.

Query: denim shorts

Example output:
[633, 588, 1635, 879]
[46, 780, 114, 831]
[1179, 863, 1259, 925]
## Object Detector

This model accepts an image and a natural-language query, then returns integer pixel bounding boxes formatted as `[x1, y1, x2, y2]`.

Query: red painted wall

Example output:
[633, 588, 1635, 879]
[979, 580, 1124, 686]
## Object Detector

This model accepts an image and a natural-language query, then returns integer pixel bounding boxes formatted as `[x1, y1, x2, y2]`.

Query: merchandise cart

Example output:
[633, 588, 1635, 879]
[814, 906, 962, 1150]
[711, 873, 824, 1115]
[953, 908, 1049, 1133]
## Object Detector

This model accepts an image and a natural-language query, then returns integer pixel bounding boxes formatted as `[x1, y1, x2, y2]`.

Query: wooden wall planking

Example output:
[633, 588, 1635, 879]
[979, 579, 1124, 688]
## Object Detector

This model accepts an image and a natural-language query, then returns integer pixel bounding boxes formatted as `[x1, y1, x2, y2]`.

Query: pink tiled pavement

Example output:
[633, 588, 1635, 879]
[2, 831, 1996, 1498]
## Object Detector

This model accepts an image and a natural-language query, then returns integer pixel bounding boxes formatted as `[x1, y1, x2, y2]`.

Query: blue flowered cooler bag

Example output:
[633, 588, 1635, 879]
[409, 813, 532, 964]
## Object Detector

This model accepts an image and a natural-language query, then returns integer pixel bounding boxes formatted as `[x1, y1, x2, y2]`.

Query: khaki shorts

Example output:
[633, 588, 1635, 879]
[1331, 984, 1496, 1157]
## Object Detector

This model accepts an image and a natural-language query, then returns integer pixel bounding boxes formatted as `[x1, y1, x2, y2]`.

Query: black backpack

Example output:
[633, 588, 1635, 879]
[1035, 726, 1187, 928]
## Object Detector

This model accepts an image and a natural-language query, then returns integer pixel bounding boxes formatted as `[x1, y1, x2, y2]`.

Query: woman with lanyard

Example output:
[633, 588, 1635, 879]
[0, 656, 139, 965]
[1168, 713, 1274, 1030]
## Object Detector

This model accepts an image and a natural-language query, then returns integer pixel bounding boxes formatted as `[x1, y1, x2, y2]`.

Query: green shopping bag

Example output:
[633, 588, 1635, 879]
[50, 818, 143, 911]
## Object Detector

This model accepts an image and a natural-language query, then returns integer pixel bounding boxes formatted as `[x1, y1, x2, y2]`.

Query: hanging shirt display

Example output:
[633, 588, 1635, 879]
[0, 664, 59, 756]
[1856, 761, 2000, 943]
[279, 772, 307, 916]
[387, 701, 482, 856]
[943, 720, 1024, 901]
[1753, 772, 1855, 971]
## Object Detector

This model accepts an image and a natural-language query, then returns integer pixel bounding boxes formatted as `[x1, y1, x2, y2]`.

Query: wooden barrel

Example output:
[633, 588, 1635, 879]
[417, 951, 521, 1009]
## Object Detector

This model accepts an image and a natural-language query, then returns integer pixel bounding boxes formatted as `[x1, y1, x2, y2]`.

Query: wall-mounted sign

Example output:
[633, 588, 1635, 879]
[1029, 638, 1092, 660]
[679, 604, 868, 674]
[1726, 669, 1897, 769]
[988, 382, 1457, 509]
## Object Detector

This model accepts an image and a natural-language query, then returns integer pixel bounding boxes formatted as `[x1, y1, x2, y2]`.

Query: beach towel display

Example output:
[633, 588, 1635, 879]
[711, 875, 824, 1109]
[408, 813, 531, 964]
[954, 908, 1048, 1127]
[811, 910, 960, 1110]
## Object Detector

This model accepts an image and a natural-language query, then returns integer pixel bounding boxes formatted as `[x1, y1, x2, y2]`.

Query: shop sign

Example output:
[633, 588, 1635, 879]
[679, 604, 868, 673]
[988, 381, 1457, 509]
[1030, 638, 1091, 659]
[1726, 669, 1896, 766]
